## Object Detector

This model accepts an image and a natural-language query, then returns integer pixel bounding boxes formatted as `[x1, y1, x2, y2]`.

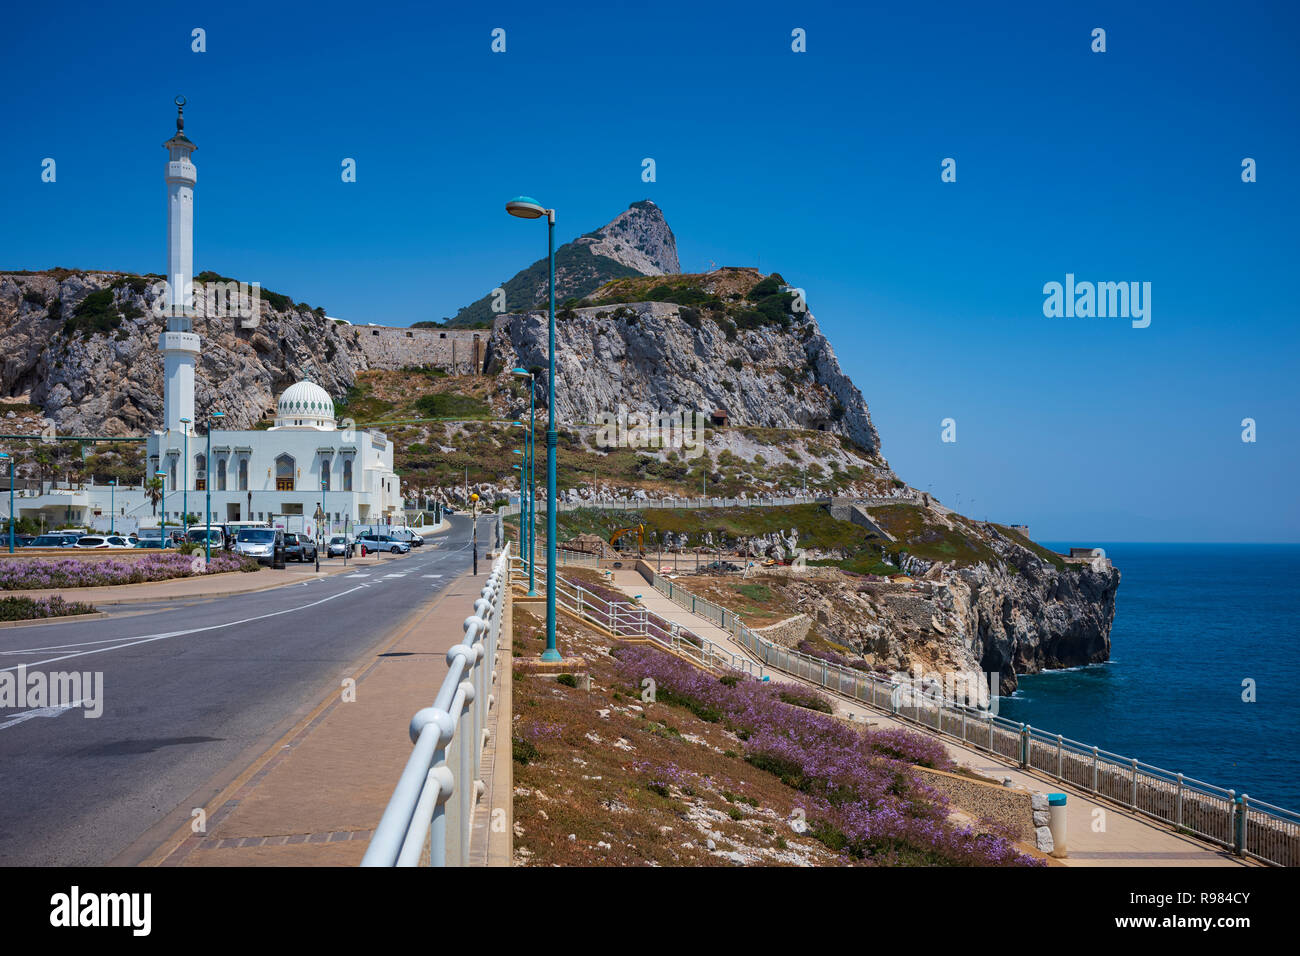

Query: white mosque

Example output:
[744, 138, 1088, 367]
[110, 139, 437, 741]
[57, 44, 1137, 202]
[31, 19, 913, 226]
[7, 100, 402, 536]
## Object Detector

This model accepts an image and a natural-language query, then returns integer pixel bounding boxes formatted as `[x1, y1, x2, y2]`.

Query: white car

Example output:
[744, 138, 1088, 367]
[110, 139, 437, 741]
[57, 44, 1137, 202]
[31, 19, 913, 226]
[74, 535, 133, 549]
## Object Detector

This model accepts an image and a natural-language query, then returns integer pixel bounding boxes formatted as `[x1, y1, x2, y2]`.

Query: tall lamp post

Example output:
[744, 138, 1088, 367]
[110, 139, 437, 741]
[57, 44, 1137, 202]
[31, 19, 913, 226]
[205, 411, 224, 563]
[109, 479, 116, 536]
[506, 196, 560, 661]
[1, 452, 13, 554]
[180, 416, 191, 541]
[511, 367, 537, 595]
[157, 469, 169, 548]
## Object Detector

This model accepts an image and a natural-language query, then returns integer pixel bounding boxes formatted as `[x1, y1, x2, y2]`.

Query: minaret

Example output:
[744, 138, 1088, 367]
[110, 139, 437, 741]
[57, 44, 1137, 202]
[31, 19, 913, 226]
[159, 95, 200, 436]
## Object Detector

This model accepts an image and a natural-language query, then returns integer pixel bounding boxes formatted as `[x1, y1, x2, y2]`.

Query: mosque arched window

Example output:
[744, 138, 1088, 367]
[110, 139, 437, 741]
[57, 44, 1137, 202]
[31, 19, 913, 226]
[195, 454, 206, 491]
[169, 458, 177, 491]
[321, 457, 331, 491]
[217, 458, 227, 491]
[342, 459, 353, 492]
[276, 454, 295, 491]
[238, 458, 248, 491]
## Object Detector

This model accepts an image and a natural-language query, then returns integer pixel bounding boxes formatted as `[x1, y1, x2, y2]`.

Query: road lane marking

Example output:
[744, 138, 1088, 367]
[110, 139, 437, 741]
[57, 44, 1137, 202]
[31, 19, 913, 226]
[0, 699, 88, 731]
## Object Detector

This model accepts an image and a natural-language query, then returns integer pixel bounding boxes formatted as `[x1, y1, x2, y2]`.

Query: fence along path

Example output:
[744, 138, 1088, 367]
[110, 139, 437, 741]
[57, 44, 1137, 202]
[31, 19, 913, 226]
[618, 568, 1283, 867]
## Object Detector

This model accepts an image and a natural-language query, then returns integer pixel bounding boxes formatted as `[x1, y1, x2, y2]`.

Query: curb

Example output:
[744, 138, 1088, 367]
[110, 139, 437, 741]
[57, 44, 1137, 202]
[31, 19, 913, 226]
[0, 610, 110, 629]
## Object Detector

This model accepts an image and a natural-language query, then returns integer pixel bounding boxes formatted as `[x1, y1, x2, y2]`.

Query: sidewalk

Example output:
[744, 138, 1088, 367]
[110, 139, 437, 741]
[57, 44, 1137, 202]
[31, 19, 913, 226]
[606, 570, 1249, 868]
[140, 565, 490, 866]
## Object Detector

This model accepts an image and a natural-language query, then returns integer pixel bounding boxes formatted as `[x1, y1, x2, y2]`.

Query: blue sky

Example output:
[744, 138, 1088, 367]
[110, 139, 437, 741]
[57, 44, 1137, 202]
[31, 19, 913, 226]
[2, 0, 1296, 542]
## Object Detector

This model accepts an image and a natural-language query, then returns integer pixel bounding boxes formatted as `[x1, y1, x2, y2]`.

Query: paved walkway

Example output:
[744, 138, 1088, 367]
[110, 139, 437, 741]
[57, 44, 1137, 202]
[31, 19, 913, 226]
[140, 564, 490, 866]
[605, 570, 1249, 868]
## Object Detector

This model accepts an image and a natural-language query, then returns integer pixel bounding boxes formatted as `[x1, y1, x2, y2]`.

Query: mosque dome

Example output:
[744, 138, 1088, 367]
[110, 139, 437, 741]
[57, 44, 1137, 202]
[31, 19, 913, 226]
[271, 380, 336, 430]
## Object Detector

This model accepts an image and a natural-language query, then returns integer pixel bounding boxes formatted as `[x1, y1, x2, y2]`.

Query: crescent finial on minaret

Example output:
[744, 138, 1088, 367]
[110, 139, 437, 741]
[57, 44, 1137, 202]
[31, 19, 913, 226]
[175, 95, 186, 132]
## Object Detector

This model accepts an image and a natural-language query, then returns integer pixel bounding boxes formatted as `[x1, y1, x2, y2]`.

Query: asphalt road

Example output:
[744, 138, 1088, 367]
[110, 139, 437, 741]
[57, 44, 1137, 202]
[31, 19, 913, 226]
[0, 514, 493, 866]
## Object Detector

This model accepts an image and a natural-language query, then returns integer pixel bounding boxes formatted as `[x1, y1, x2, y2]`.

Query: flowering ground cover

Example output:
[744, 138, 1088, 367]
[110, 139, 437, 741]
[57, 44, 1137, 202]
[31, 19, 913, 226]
[511, 598, 1041, 867]
[0, 595, 97, 621]
[612, 645, 1039, 866]
[0, 552, 261, 591]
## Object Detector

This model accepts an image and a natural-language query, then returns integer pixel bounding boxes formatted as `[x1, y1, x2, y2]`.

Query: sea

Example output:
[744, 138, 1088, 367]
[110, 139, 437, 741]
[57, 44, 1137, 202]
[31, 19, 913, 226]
[996, 543, 1300, 811]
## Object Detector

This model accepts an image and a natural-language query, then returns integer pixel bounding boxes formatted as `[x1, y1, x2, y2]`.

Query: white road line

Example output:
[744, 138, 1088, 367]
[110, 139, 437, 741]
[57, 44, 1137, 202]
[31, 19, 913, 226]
[0, 699, 88, 731]
[422, 574, 443, 578]
[0, 585, 369, 674]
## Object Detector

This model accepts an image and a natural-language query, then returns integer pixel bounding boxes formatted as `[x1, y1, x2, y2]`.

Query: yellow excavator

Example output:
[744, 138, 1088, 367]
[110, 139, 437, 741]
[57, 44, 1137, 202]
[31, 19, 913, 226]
[609, 523, 646, 555]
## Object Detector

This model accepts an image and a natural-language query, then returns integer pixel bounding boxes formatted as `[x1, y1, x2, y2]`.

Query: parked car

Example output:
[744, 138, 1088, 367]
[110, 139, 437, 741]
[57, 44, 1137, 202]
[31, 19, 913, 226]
[30, 533, 79, 548]
[326, 535, 354, 558]
[74, 535, 133, 549]
[283, 532, 318, 563]
[388, 528, 424, 548]
[233, 527, 286, 565]
[13, 534, 37, 548]
[357, 533, 409, 555]
[186, 527, 225, 550]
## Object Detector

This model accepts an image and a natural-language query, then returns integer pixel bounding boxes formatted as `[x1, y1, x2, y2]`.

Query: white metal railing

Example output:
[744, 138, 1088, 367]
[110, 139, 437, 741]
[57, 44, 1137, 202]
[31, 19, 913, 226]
[511, 558, 761, 678]
[647, 569, 1300, 867]
[361, 544, 510, 867]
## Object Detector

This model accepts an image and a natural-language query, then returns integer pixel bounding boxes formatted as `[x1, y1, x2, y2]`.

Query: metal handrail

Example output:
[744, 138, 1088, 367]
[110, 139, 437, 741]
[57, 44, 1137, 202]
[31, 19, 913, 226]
[361, 544, 511, 867]
[648, 569, 1300, 867]
[512, 558, 761, 678]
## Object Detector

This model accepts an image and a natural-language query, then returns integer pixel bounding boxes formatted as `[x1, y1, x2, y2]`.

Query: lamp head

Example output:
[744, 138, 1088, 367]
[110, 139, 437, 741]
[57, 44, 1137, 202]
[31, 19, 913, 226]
[212, 411, 225, 419]
[505, 197, 545, 220]
[511, 367, 532, 378]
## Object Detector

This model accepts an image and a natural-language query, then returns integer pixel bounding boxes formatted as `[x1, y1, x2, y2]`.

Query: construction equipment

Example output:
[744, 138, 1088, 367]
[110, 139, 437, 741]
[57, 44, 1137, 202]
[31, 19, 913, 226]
[609, 523, 645, 555]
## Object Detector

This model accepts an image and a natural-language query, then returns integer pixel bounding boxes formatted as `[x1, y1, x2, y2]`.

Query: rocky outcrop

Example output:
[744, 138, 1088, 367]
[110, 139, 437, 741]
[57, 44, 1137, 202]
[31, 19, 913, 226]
[721, 529, 1119, 694]
[0, 271, 361, 435]
[449, 200, 679, 326]
[488, 296, 882, 455]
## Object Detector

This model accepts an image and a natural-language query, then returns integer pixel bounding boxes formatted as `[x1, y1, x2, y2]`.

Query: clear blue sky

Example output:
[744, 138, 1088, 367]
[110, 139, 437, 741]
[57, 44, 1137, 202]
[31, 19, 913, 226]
[2, 1, 1296, 542]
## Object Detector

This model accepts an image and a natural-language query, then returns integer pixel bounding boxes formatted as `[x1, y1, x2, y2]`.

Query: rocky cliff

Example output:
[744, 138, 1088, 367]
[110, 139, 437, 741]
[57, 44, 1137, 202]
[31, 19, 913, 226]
[486, 268, 882, 455]
[0, 270, 363, 435]
[448, 200, 679, 326]
[691, 520, 1119, 694]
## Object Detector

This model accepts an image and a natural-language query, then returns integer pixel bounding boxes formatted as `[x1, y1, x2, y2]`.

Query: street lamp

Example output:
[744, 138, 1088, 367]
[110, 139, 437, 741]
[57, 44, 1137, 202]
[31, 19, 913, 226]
[157, 469, 169, 548]
[205, 411, 224, 563]
[180, 416, 191, 542]
[506, 197, 560, 661]
[109, 479, 116, 536]
[1, 452, 12, 554]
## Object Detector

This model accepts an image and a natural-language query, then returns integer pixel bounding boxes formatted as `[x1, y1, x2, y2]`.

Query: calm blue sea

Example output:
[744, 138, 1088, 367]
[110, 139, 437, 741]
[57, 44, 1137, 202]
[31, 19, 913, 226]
[997, 543, 1300, 811]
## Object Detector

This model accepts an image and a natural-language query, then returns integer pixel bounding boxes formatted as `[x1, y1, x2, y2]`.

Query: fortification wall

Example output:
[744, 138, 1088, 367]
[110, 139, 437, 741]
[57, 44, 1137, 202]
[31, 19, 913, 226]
[347, 325, 486, 372]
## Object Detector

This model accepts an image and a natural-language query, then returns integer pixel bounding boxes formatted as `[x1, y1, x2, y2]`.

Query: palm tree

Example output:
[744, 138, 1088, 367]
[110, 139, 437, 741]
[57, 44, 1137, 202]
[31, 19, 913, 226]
[145, 476, 164, 516]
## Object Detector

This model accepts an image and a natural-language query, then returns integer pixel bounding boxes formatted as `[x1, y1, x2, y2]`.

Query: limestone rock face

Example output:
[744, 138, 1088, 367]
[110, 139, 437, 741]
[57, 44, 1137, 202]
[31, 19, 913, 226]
[0, 272, 361, 436]
[582, 200, 680, 276]
[488, 299, 882, 455]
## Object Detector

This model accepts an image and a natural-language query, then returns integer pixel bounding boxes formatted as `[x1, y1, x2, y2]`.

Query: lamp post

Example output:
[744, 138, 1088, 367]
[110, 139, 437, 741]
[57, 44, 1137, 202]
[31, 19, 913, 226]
[157, 469, 169, 548]
[180, 416, 191, 541]
[506, 196, 560, 661]
[1, 452, 12, 554]
[109, 479, 116, 536]
[205, 411, 223, 563]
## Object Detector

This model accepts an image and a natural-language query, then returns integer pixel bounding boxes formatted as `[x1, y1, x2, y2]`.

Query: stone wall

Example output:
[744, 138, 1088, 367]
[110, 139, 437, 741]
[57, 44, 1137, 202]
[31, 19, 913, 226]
[749, 613, 812, 648]
[912, 766, 1035, 842]
[348, 325, 486, 373]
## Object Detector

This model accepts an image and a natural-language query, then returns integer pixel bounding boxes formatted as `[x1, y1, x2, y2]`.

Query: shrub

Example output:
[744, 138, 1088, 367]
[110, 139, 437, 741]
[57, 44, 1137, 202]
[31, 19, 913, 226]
[512, 737, 540, 765]
[555, 673, 578, 687]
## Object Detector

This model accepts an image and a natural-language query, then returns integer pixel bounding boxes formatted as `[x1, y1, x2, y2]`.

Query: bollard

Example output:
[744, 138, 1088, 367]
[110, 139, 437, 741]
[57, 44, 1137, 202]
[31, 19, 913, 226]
[1048, 793, 1068, 858]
